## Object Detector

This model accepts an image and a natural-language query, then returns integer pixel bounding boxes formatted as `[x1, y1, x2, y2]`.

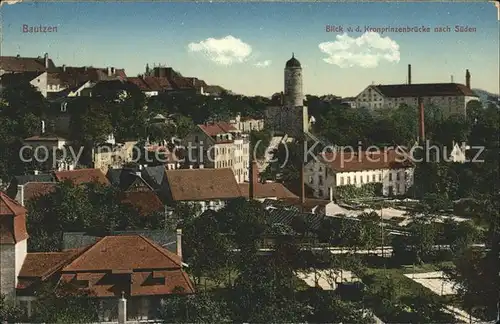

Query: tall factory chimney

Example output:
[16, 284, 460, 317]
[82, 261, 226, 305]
[465, 69, 471, 89]
[419, 98, 425, 142]
[408, 64, 412, 85]
[249, 159, 258, 200]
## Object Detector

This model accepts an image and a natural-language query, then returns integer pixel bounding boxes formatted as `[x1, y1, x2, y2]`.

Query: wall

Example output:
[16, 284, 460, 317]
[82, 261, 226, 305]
[0, 244, 16, 299]
[284, 67, 303, 108]
[93, 141, 137, 174]
[30, 72, 48, 98]
[305, 159, 414, 198]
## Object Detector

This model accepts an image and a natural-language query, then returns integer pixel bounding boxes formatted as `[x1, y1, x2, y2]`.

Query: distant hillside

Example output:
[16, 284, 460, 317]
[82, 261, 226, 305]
[473, 88, 499, 108]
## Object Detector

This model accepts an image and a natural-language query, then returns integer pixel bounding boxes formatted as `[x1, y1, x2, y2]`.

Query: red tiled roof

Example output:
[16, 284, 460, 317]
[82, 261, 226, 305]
[0, 56, 56, 72]
[239, 182, 298, 199]
[126, 77, 150, 91]
[198, 122, 238, 137]
[54, 168, 110, 185]
[18, 250, 82, 279]
[23, 182, 57, 202]
[127, 76, 173, 92]
[165, 168, 242, 201]
[120, 191, 164, 216]
[169, 77, 194, 89]
[63, 235, 182, 272]
[372, 83, 477, 98]
[0, 192, 29, 244]
[319, 148, 414, 172]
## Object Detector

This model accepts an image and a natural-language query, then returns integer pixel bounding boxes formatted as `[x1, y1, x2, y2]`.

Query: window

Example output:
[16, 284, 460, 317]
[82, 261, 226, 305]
[389, 173, 393, 181]
[366, 175, 369, 182]
[194, 135, 199, 143]
[340, 177, 344, 185]
[318, 175, 323, 185]
[396, 172, 400, 181]
[379, 174, 382, 181]
[318, 189, 324, 197]
[353, 177, 357, 184]
[347, 177, 351, 185]
[309, 176, 314, 184]
[61, 102, 67, 112]
[372, 174, 376, 182]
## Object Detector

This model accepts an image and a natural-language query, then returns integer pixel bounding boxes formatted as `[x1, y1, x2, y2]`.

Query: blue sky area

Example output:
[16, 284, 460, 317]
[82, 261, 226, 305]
[2, 2, 499, 96]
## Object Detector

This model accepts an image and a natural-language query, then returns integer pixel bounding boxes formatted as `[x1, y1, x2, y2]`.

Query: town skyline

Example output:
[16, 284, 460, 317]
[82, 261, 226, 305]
[2, 1, 499, 96]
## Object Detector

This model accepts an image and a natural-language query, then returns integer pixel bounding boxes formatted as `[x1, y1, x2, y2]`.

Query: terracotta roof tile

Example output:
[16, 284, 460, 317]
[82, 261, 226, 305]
[319, 148, 414, 172]
[239, 182, 298, 199]
[165, 168, 242, 201]
[23, 182, 57, 202]
[199, 122, 238, 137]
[63, 235, 182, 272]
[18, 250, 81, 279]
[0, 192, 29, 244]
[54, 168, 110, 185]
[373, 83, 478, 98]
[120, 191, 165, 216]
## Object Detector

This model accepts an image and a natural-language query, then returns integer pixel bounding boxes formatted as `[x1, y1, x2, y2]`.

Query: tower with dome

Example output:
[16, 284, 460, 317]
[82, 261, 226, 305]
[265, 54, 310, 138]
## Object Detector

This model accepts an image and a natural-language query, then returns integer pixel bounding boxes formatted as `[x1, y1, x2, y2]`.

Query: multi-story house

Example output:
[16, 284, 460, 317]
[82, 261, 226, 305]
[304, 148, 415, 198]
[229, 114, 265, 133]
[355, 67, 479, 117]
[0, 71, 48, 97]
[182, 122, 250, 183]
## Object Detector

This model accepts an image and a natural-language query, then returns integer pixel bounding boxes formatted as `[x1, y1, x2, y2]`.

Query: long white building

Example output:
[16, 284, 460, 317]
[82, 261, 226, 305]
[355, 66, 479, 117]
[305, 148, 415, 199]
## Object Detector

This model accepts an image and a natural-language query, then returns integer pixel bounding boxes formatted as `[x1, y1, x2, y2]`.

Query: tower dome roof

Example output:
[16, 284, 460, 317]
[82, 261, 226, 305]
[285, 53, 301, 68]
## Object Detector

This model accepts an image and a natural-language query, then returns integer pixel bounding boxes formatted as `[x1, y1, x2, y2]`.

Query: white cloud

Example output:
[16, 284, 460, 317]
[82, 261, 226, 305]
[0, 0, 22, 6]
[188, 35, 252, 66]
[254, 60, 271, 68]
[318, 32, 400, 68]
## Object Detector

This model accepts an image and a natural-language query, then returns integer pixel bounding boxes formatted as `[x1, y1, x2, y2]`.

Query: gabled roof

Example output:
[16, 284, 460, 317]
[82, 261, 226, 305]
[372, 83, 478, 98]
[0, 192, 29, 244]
[164, 168, 242, 201]
[54, 168, 110, 185]
[22, 182, 57, 203]
[319, 148, 414, 172]
[63, 235, 182, 271]
[18, 250, 83, 280]
[0, 192, 27, 216]
[120, 191, 164, 216]
[239, 182, 298, 199]
[0, 55, 56, 72]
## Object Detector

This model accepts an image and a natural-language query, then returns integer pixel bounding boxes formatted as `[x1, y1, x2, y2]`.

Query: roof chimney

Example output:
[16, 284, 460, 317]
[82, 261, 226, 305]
[280, 91, 284, 105]
[465, 69, 471, 89]
[44, 53, 49, 69]
[408, 64, 411, 85]
[176, 229, 183, 261]
[419, 98, 425, 142]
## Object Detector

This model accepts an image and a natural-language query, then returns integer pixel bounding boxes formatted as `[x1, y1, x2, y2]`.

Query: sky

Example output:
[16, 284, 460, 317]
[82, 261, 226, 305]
[2, 1, 499, 97]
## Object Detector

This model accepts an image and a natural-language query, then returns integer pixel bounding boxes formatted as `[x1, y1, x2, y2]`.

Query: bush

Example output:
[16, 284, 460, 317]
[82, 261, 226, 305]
[336, 183, 383, 200]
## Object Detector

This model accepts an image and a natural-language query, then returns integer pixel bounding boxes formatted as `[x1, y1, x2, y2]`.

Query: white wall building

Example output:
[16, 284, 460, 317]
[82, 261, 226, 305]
[355, 67, 479, 118]
[182, 122, 250, 183]
[304, 149, 415, 199]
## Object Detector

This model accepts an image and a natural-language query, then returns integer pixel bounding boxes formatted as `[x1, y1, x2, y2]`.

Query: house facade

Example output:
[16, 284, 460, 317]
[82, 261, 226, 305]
[229, 114, 265, 133]
[304, 149, 415, 199]
[0, 192, 194, 320]
[183, 122, 250, 183]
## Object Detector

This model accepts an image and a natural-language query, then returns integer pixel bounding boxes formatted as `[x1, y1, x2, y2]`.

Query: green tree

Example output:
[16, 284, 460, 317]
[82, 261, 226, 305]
[30, 281, 99, 323]
[0, 294, 24, 323]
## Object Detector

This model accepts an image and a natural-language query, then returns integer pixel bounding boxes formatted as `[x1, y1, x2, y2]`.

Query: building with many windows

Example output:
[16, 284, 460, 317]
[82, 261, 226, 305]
[304, 148, 415, 199]
[355, 66, 479, 117]
[182, 122, 250, 183]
